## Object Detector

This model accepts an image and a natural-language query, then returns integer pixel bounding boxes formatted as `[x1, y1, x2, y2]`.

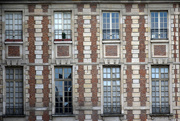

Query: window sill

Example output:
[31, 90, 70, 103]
[101, 114, 124, 117]
[54, 41, 72, 44]
[151, 40, 169, 43]
[52, 114, 75, 117]
[102, 40, 121, 44]
[2, 114, 26, 118]
[5, 41, 23, 44]
[149, 113, 173, 117]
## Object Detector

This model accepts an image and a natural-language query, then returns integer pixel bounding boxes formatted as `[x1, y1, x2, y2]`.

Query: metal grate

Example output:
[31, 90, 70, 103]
[5, 30, 22, 40]
[6, 106, 23, 115]
[103, 29, 119, 39]
[152, 105, 170, 114]
[54, 29, 72, 40]
[103, 105, 121, 114]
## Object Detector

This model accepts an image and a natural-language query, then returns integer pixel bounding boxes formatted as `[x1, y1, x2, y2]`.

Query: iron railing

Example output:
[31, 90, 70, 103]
[152, 104, 170, 114]
[103, 105, 121, 114]
[103, 29, 119, 39]
[151, 29, 168, 39]
[5, 30, 22, 40]
[54, 29, 72, 40]
[6, 106, 23, 115]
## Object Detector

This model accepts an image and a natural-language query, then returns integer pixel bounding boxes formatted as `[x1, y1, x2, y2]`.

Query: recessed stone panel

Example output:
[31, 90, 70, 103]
[104, 44, 119, 58]
[8, 46, 20, 57]
[152, 44, 168, 57]
[6, 45, 22, 58]
[56, 44, 71, 58]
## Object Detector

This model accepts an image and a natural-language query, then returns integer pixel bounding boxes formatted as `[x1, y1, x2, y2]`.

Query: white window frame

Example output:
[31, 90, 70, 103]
[150, 11, 168, 40]
[102, 12, 120, 40]
[5, 12, 23, 40]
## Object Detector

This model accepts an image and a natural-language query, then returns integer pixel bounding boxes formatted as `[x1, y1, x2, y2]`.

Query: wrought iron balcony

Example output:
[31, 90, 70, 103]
[54, 29, 72, 41]
[151, 29, 168, 39]
[5, 30, 23, 41]
[6, 106, 24, 115]
[103, 105, 121, 114]
[152, 104, 170, 114]
[103, 29, 119, 40]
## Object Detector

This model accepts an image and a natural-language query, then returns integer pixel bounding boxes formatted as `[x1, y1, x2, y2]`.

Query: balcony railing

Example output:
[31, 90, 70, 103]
[6, 106, 24, 115]
[151, 29, 168, 40]
[103, 29, 119, 40]
[152, 105, 170, 114]
[54, 29, 72, 41]
[103, 105, 121, 114]
[5, 30, 23, 41]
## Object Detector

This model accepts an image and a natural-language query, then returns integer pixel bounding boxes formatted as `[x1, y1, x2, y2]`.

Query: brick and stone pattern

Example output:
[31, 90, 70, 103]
[1, 2, 180, 121]
[26, 4, 51, 121]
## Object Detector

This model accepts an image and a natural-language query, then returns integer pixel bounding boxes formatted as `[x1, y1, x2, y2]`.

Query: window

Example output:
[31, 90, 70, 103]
[152, 66, 170, 114]
[55, 67, 72, 114]
[5, 12, 22, 41]
[103, 67, 121, 114]
[103, 12, 119, 40]
[6, 67, 23, 115]
[151, 11, 167, 39]
[54, 12, 71, 41]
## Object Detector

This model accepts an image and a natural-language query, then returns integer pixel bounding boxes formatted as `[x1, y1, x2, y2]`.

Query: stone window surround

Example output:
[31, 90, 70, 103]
[100, 9, 122, 42]
[2, 66, 26, 116]
[100, 8, 123, 61]
[2, 8, 25, 61]
[51, 65, 75, 116]
[148, 6, 171, 59]
[100, 64, 124, 115]
[148, 64, 173, 116]
[51, 6, 75, 63]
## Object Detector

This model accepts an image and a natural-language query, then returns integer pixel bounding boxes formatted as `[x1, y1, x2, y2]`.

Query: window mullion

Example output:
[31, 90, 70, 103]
[110, 13, 112, 39]
[62, 13, 64, 31]
[158, 12, 160, 39]
[13, 69, 15, 114]
[159, 68, 161, 112]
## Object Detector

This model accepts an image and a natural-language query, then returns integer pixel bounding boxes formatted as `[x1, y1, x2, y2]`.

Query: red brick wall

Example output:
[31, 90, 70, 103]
[125, 16, 132, 62]
[29, 66, 36, 107]
[77, 15, 84, 63]
[126, 65, 133, 106]
[57, 46, 69, 56]
[127, 110, 134, 121]
[42, 4, 48, 12]
[78, 65, 85, 106]
[154, 45, 166, 56]
[8, 46, 20, 57]
[140, 65, 146, 106]
[28, 5, 35, 12]
[138, 16, 146, 62]
[28, 16, 35, 63]
[90, 15, 97, 62]
[43, 66, 50, 107]
[138, 4, 145, 12]
[125, 4, 132, 12]
[105, 45, 117, 56]
[42, 16, 49, 63]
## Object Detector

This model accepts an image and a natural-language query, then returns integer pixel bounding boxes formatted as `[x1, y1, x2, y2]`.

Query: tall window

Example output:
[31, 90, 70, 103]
[152, 66, 169, 114]
[5, 12, 22, 41]
[55, 67, 72, 114]
[6, 67, 23, 115]
[151, 11, 167, 39]
[54, 12, 71, 40]
[103, 12, 119, 40]
[103, 67, 121, 114]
